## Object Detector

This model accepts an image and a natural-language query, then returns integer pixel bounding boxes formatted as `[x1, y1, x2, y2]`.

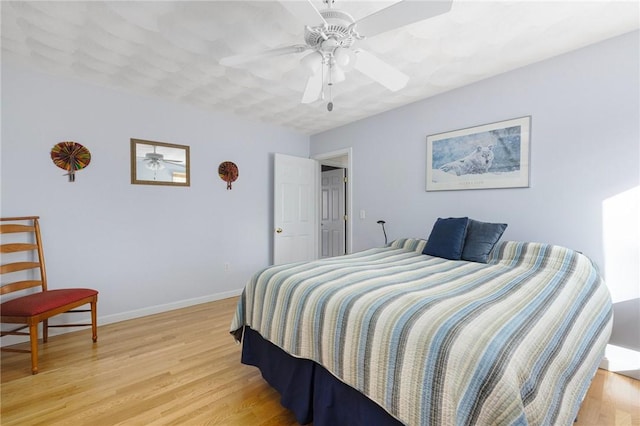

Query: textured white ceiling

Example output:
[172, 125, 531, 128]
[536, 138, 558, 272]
[2, 1, 638, 135]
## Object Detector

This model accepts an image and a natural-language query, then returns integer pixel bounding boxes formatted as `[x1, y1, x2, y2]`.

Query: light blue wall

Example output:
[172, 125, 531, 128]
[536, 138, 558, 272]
[1, 62, 310, 324]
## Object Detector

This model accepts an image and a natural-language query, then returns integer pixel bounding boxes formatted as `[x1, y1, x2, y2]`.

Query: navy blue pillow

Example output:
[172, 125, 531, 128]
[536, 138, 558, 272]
[422, 217, 469, 260]
[461, 219, 508, 263]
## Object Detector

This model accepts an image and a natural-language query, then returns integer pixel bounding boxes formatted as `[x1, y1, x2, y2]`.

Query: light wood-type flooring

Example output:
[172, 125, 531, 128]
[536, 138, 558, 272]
[1, 297, 638, 425]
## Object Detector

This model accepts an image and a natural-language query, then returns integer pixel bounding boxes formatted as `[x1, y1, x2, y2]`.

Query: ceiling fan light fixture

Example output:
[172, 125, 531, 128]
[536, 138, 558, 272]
[333, 47, 351, 67]
[146, 161, 165, 171]
[144, 151, 166, 171]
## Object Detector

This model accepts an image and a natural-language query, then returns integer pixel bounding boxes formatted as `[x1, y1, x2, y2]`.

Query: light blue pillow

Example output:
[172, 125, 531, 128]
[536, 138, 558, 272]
[462, 219, 508, 263]
[423, 217, 469, 260]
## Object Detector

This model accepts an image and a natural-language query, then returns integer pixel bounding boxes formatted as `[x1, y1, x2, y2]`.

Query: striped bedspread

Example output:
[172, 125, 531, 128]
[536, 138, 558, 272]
[230, 239, 612, 426]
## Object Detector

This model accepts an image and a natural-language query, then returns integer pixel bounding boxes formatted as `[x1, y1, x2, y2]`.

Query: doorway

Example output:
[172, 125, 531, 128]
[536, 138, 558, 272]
[313, 148, 352, 256]
[321, 166, 346, 257]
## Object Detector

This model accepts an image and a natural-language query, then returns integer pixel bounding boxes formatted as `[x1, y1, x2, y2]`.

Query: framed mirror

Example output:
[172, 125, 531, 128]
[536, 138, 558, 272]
[131, 139, 190, 186]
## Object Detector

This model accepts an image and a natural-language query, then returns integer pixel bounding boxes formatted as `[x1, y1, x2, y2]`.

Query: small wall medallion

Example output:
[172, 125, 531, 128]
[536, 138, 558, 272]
[218, 161, 238, 190]
[50, 141, 91, 182]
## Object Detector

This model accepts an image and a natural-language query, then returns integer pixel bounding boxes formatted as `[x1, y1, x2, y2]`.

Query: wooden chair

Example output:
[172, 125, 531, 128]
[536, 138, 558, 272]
[1, 216, 98, 374]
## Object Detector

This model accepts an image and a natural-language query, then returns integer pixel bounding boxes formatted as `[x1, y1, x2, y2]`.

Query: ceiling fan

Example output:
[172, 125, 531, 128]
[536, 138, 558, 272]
[142, 147, 185, 171]
[220, 0, 453, 111]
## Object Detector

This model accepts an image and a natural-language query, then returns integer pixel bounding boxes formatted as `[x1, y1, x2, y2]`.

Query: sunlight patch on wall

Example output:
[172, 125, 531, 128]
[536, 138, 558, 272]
[602, 186, 639, 304]
[601, 185, 639, 379]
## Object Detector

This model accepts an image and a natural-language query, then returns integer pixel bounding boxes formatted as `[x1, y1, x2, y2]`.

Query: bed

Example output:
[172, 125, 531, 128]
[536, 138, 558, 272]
[230, 238, 612, 425]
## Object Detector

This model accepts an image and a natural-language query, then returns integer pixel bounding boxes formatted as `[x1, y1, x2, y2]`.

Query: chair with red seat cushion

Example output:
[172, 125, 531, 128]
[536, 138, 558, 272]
[1, 216, 98, 374]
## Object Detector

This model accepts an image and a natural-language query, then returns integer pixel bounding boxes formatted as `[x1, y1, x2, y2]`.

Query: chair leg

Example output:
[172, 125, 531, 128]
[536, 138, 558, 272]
[91, 300, 98, 343]
[29, 323, 39, 375]
[43, 319, 49, 343]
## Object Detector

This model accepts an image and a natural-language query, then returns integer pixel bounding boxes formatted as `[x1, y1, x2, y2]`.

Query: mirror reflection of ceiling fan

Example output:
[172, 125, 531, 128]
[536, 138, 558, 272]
[143, 146, 185, 171]
[220, 0, 453, 111]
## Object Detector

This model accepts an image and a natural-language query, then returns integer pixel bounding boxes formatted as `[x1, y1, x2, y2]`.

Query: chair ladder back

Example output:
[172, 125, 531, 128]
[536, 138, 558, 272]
[0, 216, 47, 295]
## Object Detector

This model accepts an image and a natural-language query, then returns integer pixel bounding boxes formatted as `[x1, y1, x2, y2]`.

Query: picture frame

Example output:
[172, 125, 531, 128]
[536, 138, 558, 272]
[426, 116, 530, 191]
[131, 138, 190, 186]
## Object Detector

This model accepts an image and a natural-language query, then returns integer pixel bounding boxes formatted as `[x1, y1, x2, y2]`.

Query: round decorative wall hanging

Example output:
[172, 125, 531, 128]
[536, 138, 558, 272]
[218, 161, 238, 190]
[50, 141, 91, 182]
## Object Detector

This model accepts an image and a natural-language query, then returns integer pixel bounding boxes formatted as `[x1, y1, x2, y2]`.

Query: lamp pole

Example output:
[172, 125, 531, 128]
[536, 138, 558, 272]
[377, 220, 387, 245]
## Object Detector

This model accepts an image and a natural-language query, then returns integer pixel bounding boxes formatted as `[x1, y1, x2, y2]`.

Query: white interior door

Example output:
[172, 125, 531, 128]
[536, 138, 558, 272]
[321, 168, 346, 258]
[273, 153, 318, 265]
[313, 148, 352, 255]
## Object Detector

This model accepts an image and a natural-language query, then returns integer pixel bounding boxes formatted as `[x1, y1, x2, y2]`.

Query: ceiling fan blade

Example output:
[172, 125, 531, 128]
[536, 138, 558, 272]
[355, 0, 453, 38]
[353, 50, 409, 92]
[220, 45, 309, 67]
[279, 0, 327, 27]
[301, 68, 325, 104]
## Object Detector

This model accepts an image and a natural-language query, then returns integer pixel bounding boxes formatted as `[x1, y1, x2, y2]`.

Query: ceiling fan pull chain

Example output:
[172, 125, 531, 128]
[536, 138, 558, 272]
[320, 57, 326, 101]
[327, 62, 334, 112]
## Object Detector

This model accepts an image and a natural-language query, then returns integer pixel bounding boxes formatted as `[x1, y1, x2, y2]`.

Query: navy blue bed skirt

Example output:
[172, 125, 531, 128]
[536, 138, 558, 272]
[241, 326, 403, 426]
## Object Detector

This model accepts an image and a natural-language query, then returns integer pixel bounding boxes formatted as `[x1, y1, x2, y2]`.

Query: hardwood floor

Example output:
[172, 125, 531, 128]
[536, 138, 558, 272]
[1, 297, 638, 425]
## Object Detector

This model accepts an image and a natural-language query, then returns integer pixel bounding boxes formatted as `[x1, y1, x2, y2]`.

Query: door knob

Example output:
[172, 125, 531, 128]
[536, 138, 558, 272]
[276, 228, 283, 233]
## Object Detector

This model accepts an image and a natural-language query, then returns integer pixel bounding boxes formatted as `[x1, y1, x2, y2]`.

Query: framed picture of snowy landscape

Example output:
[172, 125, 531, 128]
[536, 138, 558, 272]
[426, 116, 531, 191]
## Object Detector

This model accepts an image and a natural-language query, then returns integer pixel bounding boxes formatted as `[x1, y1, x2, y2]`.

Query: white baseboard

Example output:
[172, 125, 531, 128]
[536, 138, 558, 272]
[99, 289, 242, 326]
[0, 289, 243, 347]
